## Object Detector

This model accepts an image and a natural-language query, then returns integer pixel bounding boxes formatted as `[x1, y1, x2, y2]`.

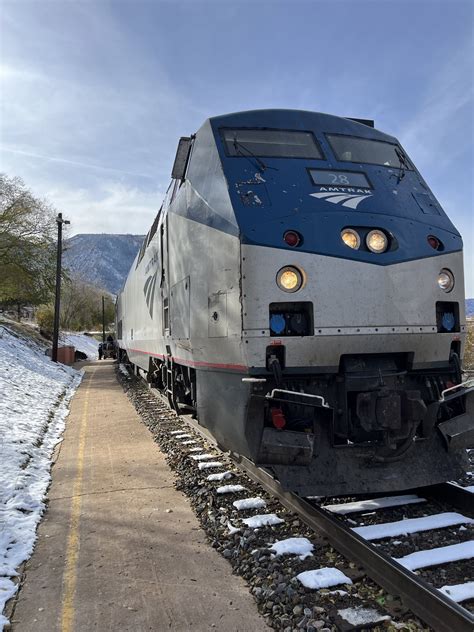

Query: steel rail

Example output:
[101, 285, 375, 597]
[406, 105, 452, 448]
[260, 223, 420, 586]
[145, 383, 474, 631]
[234, 455, 474, 632]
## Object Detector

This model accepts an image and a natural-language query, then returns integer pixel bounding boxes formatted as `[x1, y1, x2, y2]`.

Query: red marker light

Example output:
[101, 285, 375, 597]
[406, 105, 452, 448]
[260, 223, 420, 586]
[284, 230, 301, 247]
[427, 235, 441, 250]
[271, 407, 286, 429]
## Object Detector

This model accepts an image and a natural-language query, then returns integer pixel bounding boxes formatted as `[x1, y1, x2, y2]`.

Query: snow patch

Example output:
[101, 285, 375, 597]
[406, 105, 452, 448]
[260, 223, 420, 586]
[323, 494, 425, 515]
[206, 471, 234, 482]
[438, 581, 474, 603]
[337, 606, 390, 626]
[395, 541, 474, 571]
[190, 453, 216, 461]
[353, 512, 473, 541]
[269, 537, 314, 560]
[242, 514, 284, 528]
[216, 485, 246, 495]
[0, 326, 82, 627]
[197, 461, 223, 470]
[296, 568, 352, 589]
[62, 332, 99, 360]
[233, 497, 266, 511]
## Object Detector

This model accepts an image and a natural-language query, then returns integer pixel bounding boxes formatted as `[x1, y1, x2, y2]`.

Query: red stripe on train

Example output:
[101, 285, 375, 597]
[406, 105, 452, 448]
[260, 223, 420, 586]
[127, 347, 248, 372]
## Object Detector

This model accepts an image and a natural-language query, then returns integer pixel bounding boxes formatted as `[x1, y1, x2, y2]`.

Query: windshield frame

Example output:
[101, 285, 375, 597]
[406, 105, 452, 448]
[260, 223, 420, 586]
[325, 133, 413, 170]
[219, 127, 325, 160]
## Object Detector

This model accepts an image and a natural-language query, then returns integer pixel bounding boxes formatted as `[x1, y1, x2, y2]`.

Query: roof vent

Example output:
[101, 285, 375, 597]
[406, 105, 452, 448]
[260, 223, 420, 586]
[347, 118, 374, 128]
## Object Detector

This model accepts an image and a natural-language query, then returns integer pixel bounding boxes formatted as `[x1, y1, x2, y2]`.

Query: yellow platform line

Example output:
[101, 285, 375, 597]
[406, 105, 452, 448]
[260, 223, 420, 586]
[61, 369, 95, 632]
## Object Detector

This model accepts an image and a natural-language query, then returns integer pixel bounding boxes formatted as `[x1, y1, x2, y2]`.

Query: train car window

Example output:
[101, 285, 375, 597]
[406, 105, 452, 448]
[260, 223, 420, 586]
[171, 136, 192, 180]
[221, 129, 323, 159]
[326, 135, 413, 169]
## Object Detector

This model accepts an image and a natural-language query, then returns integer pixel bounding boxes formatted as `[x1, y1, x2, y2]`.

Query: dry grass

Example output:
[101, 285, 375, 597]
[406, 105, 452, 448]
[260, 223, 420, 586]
[464, 321, 474, 372]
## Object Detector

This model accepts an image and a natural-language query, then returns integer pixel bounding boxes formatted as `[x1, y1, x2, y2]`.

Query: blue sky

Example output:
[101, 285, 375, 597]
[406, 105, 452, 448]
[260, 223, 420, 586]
[1, 0, 473, 294]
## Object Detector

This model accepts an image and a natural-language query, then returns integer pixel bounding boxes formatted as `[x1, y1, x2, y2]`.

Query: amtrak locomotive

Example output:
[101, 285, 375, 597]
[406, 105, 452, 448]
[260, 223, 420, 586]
[116, 109, 473, 496]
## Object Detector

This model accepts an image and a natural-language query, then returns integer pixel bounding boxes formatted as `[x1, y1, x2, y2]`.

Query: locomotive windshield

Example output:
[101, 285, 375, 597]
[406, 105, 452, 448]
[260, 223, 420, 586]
[327, 134, 413, 169]
[221, 128, 323, 159]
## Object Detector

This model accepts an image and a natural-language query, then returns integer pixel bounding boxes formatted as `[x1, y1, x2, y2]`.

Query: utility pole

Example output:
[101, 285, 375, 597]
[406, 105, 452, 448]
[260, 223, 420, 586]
[51, 213, 70, 362]
[102, 295, 106, 343]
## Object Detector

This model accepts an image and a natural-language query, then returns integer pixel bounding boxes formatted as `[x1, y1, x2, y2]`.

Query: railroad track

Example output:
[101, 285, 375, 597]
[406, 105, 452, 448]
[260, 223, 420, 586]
[119, 364, 474, 631]
[237, 461, 474, 632]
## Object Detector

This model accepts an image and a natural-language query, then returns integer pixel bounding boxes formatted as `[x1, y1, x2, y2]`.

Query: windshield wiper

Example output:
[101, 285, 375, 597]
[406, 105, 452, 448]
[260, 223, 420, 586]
[232, 137, 278, 173]
[395, 147, 409, 184]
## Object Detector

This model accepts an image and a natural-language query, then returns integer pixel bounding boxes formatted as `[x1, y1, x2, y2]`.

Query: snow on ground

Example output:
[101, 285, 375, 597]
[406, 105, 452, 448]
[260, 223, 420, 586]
[438, 581, 474, 603]
[190, 453, 216, 461]
[0, 326, 82, 630]
[353, 512, 473, 541]
[216, 485, 246, 495]
[62, 332, 98, 360]
[197, 461, 223, 470]
[337, 606, 390, 626]
[269, 537, 314, 560]
[465, 486, 474, 493]
[233, 497, 267, 511]
[395, 541, 474, 571]
[242, 514, 284, 528]
[323, 494, 426, 515]
[118, 363, 129, 376]
[206, 471, 234, 482]
[296, 568, 352, 589]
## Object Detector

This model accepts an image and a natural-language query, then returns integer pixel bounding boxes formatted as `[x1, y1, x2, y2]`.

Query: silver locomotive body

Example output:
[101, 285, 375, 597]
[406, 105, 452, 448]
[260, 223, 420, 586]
[117, 110, 473, 495]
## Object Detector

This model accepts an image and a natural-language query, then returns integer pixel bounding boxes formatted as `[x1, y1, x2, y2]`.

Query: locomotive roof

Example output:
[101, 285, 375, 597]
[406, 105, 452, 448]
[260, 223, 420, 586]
[207, 109, 397, 144]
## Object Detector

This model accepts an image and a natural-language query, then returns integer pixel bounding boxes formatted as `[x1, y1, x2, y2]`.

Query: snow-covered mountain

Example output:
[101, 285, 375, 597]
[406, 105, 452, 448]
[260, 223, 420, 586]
[63, 235, 474, 314]
[63, 234, 144, 295]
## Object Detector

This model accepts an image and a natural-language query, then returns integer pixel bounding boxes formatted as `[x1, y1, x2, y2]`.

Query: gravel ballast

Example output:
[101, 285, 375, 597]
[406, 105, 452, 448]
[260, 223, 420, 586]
[117, 365, 473, 630]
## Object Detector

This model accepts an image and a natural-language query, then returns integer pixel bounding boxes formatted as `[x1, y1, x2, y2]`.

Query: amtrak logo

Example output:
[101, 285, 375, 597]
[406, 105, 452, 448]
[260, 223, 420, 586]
[143, 271, 158, 318]
[310, 187, 372, 209]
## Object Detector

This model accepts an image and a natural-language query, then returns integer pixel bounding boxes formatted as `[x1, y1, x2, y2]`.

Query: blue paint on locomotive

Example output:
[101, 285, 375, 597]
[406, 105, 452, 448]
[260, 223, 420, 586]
[204, 109, 462, 265]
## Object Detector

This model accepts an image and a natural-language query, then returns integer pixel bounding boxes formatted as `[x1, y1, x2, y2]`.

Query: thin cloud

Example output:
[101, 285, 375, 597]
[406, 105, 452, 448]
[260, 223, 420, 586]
[396, 38, 474, 169]
[1, 146, 155, 180]
[44, 182, 163, 236]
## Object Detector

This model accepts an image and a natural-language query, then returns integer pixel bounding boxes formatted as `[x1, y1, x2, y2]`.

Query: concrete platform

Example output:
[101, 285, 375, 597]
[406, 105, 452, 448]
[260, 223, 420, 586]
[10, 362, 266, 631]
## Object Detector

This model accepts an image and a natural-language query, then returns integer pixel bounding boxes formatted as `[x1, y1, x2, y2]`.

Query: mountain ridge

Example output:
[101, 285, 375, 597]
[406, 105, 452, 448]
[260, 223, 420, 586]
[63, 233, 144, 295]
[64, 234, 474, 315]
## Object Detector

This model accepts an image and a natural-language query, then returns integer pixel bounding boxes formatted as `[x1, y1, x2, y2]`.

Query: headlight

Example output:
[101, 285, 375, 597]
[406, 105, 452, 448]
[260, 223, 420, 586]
[276, 266, 304, 293]
[366, 229, 388, 253]
[341, 229, 360, 250]
[438, 269, 454, 292]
